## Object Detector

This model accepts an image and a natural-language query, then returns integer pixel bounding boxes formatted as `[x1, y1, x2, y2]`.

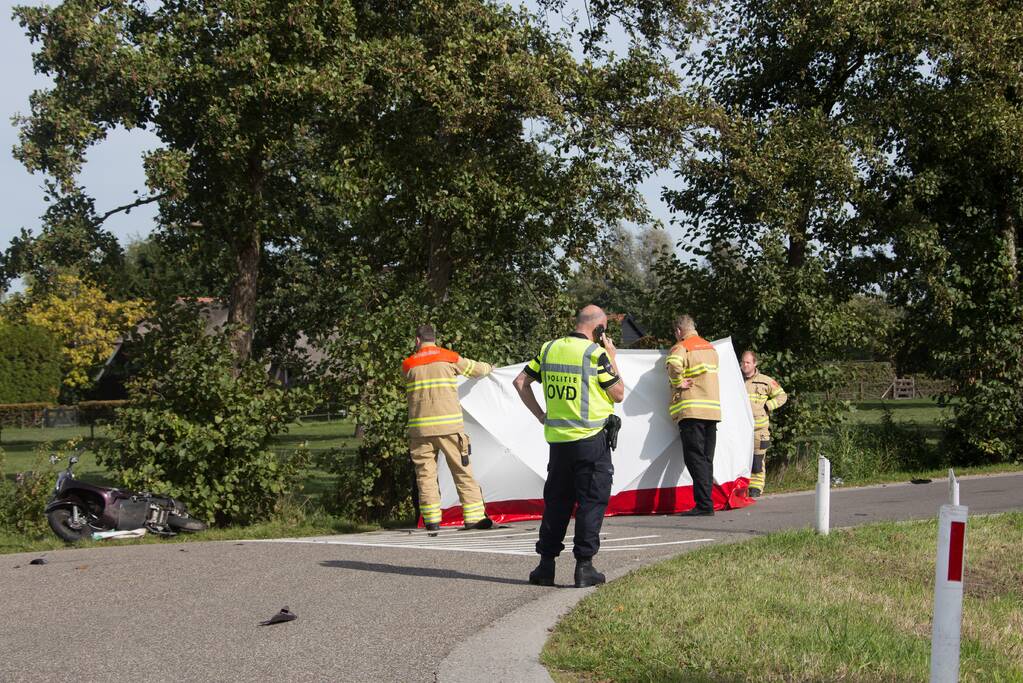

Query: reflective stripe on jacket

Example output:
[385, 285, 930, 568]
[665, 334, 721, 422]
[746, 372, 786, 436]
[526, 335, 618, 443]
[402, 344, 492, 438]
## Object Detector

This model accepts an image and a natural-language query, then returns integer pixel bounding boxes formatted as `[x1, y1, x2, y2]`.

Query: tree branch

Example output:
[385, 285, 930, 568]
[95, 192, 169, 225]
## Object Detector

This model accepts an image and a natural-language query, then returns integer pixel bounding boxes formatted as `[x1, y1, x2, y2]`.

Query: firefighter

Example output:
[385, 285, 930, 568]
[665, 314, 720, 516]
[512, 304, 624, 588]
[402, 324, 494, 531]
[740, 350, 787, 497]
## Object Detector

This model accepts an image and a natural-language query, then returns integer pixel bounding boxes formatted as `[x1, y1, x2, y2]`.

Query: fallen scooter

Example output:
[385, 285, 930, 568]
[45, 453, 207, 542]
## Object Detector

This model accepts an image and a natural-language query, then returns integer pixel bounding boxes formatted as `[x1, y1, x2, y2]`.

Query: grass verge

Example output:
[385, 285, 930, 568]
[544, 512, 1023, 683]
[0, 511, 378, 556]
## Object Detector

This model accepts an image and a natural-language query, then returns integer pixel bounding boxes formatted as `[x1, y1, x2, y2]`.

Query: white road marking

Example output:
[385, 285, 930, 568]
[253, 533, 711, 557]
[599, 539, 715, 551]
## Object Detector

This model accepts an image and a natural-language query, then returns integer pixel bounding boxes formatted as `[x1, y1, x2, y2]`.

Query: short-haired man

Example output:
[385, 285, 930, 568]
[665, 314, 720, 516]
[513, 304, 624, 587]
[402, 324, 494, 530]
[740, 350, 787, 497]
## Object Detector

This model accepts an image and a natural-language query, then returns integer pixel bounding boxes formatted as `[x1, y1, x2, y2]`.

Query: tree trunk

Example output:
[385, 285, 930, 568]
[1003, 201, 1018, 288]
[228, 228, 260, 363]
[787, 201, 811, 269]
[427, 215, 452, 301]
[227, 148, 265, 364]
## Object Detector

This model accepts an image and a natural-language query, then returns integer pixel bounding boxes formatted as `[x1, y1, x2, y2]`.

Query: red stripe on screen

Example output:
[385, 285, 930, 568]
[425, 477, 755, 527]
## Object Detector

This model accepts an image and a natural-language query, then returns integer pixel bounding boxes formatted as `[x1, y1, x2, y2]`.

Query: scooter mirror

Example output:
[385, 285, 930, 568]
[69, 456, 79, 465]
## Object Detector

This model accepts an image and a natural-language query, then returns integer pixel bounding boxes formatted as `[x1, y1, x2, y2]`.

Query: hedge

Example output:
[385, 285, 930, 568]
[0, 323, 62, 403]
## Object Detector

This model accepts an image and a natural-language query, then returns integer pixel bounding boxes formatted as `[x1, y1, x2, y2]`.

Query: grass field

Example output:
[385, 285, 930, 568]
[845, 398, 950, 426]
[0, 419, 359, 501]
[544, 512, 1023, 682]
[764, 398, 1023, 493]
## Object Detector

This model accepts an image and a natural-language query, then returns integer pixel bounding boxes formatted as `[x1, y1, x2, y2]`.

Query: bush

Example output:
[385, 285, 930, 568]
[100, 303, 317, 525]
[0, 323, 62, 403]
[822, 409, 941, 481]
[0, 444, 58, 537]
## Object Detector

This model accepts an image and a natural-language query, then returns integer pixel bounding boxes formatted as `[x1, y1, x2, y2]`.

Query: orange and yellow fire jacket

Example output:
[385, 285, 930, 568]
[745, 372, 786, 436]
[665, 333, 721, 422]
[402, 343, 492, 438]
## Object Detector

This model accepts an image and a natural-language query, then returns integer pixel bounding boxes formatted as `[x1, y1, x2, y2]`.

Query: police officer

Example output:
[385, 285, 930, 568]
[403, 324, 494, 530]
[740, 350, 787, 497]
[512, 305, 624, 588]
[665, 314, 720, 516]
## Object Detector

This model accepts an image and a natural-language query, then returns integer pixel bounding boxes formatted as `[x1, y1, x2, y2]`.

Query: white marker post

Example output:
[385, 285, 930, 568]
[948, 468, 960, 506]
[930, 504, 968, 683]
[815, 456, 830, 535]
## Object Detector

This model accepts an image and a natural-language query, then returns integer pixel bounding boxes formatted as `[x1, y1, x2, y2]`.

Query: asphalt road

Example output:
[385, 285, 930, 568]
[1, 472, 1020, 682]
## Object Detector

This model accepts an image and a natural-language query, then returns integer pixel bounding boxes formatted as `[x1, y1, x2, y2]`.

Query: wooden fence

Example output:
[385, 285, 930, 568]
[825, 377, 950, 401]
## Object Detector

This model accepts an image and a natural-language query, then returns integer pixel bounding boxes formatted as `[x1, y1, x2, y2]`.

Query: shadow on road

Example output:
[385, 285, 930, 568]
[319, 559, 528, 585]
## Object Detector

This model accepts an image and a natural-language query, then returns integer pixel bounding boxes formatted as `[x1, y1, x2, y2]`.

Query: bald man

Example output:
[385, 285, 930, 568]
[513, 304, 624, 588]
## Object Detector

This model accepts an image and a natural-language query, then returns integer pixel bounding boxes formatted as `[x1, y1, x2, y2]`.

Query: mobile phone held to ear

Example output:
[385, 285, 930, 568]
[593, 324, 606, 346]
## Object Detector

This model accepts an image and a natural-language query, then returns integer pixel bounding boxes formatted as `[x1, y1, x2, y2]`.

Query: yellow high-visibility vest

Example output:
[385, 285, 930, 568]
[534, 336, 615, 443]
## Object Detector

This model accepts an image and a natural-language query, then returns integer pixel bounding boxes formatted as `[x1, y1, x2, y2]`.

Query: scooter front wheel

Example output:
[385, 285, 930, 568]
[168, 513, 206, 532]
[47, 507, 92, 543]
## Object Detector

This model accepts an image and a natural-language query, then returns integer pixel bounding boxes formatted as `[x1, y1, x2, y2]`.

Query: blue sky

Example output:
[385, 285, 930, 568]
[2, 1, 676, 262]
[2, 1, 160, 255]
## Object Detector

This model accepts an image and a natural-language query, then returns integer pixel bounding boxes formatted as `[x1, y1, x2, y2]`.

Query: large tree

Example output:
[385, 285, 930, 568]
[14, 0, 380, 361]
[13, 0, 694, 366]
[881, 0, 1023, 463]
[657, 0, 930, 453]
[656, 0, 1023, 463]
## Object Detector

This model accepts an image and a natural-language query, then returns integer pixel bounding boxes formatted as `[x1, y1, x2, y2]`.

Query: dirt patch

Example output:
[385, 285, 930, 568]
[964, 556, 1023, 600]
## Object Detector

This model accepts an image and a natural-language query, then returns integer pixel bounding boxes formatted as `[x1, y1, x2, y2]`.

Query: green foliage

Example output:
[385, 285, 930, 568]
[564, 224, 672, 330]
[1, 191, 126, 295]
[877, 2, 1023, 464]
[650, 243, 852, 459]
[655, 0, 1022, 465]
[0, 445, 57, 537]
[100, 303, 317, 524]
[119, 235, 215, 303]
[0, 322, 62, 403]
[823, 409, 940, 481]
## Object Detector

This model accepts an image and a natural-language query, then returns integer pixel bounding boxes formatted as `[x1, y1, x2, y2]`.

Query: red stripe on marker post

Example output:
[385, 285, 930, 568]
[947, 521, 965, 582]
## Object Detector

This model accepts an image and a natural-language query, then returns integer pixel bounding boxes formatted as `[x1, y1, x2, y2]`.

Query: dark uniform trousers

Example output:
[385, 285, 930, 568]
[536, 431, 613, 560]
[679, 418, 718, 512]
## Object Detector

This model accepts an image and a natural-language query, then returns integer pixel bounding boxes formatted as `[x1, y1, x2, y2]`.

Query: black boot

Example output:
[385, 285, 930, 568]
[528, 556, 556, 586]
[677, 507, 714, 517]
[463, 517, 494, 530]
[574, 559, 606, 588]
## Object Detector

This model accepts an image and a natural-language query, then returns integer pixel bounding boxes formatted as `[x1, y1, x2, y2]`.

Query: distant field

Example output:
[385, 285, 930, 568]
[0, 419, 359, 504]
[844, 398, 949, 426]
